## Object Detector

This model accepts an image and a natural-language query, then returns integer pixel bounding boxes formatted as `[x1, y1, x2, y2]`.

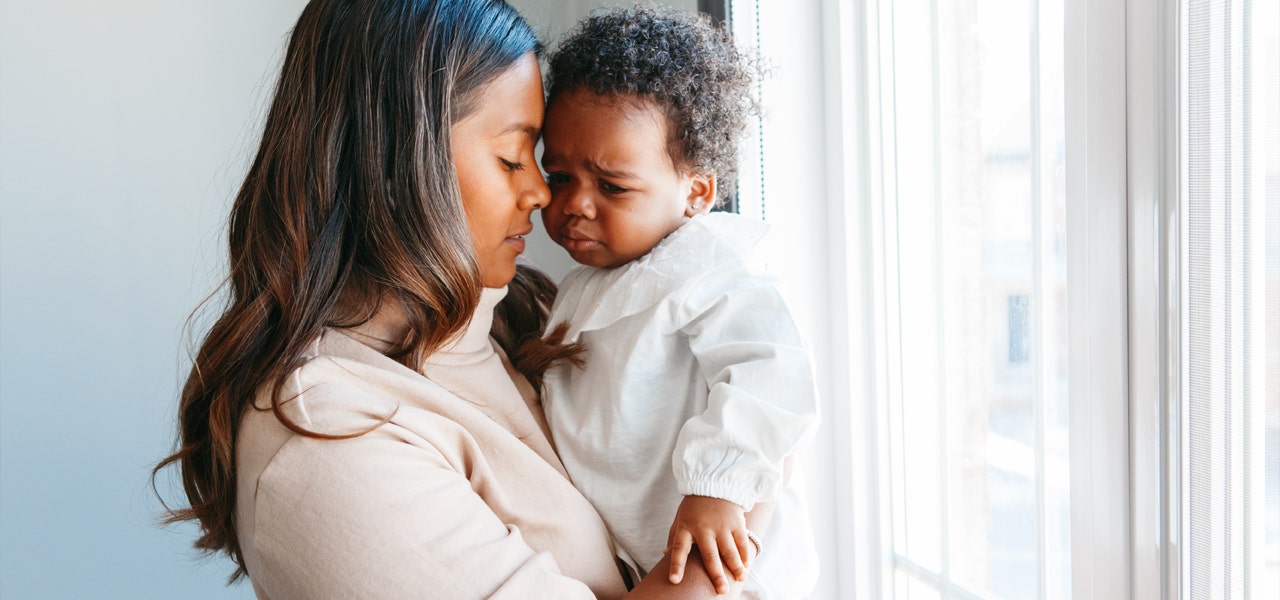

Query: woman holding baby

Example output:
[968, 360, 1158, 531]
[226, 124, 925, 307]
[157, 1, 816, 598]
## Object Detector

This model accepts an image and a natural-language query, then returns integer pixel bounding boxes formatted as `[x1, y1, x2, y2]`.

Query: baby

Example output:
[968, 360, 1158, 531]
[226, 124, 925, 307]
[539, 6, 819, 599]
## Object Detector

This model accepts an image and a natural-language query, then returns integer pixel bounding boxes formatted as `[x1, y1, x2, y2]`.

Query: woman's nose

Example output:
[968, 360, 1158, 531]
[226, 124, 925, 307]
[518, 170, 551, 211]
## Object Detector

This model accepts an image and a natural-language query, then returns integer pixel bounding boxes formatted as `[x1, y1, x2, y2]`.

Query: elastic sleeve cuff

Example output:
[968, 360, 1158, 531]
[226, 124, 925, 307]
[677, 473, 777, 511]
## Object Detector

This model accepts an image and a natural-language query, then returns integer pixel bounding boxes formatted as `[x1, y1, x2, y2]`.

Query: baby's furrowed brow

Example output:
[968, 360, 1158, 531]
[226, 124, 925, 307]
[590, 163, 640, 180]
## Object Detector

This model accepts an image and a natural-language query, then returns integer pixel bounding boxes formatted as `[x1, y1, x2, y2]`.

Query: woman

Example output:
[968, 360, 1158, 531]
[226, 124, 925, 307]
[155, 1, 764, 597]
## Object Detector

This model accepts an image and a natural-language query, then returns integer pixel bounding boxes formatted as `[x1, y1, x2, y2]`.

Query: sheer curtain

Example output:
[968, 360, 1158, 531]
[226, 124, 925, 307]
[1179, 0, 1280, 597]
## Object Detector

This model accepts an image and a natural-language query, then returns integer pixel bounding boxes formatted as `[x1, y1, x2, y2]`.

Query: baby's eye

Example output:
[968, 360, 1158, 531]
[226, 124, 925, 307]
[500, 158, 525, 172]
[546, 172, 570, 186]
[600, 181, 628, 194]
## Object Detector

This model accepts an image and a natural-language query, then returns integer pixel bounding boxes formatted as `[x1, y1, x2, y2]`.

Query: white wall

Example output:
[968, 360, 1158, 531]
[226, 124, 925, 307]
[0, 1, 307, 597]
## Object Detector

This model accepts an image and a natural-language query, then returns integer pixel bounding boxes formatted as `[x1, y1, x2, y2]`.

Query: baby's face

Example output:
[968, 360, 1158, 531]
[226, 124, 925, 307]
[540, 89, 713, 269]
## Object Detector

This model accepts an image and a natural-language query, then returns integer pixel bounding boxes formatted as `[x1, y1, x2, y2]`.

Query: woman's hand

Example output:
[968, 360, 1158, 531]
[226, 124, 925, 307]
[664, 495, 753, 594]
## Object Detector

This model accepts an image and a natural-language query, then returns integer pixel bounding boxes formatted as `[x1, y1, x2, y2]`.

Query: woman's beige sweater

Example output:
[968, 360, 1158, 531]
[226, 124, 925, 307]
[234, 288, 628, 599]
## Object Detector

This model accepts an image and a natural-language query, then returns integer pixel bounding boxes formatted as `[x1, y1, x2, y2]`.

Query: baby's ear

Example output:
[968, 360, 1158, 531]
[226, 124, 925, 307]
[684, 173, 717, 217]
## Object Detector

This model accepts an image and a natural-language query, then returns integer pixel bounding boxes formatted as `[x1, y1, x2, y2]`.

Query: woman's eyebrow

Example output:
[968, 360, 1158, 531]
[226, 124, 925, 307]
[497, 123, 540, 139]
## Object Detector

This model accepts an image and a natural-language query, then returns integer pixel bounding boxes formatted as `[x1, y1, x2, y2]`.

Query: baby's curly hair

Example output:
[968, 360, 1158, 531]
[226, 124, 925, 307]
[546, 5, 758, 206]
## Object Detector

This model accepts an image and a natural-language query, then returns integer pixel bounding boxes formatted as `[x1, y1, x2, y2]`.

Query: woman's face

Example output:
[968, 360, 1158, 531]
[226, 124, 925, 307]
[452, 53, 550, 288]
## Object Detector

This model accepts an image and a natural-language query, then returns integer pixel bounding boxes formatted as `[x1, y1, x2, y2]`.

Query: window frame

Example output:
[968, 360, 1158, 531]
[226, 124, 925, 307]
[817, 0, 892, 597]
[697, 0, 729, 25]
[1126, 0, 1182, 598]
[1063, 0, 1132, 597]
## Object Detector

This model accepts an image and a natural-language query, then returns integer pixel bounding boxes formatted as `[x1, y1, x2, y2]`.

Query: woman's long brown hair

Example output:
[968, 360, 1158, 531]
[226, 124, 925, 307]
[153, 0, 554, 580]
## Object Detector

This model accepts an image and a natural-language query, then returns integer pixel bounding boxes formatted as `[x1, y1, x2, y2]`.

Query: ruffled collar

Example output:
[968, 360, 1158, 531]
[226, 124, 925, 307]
[551, 213, 768, 341]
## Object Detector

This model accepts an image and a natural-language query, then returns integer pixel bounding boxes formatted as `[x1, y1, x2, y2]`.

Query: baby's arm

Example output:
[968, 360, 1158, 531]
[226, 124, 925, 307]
[664, 495, 753, 593]
[668, 271, 819, 593]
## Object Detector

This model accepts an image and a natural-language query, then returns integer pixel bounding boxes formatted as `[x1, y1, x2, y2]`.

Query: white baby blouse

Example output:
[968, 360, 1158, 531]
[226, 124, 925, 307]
[543, 213, 820, 599]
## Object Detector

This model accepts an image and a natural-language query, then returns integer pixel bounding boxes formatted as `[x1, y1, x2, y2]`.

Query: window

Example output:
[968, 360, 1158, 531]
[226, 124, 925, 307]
[867, 0, 1070, 597]
[745, 0, 1277, 596]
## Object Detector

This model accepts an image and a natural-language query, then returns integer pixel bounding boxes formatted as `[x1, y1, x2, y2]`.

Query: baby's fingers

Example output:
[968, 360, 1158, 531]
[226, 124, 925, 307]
[733, 529, 754, 569]
[719, 530, 747, 582]
[668, 529, 694, 584]
[697, 534, 730, 595]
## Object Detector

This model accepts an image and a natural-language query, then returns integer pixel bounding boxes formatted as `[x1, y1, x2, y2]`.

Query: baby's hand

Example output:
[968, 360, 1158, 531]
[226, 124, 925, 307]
[664, 495, 753, 594]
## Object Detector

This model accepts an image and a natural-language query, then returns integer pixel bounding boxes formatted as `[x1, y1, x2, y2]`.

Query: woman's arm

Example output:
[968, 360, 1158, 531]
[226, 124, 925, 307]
[624, 502, 776, 599]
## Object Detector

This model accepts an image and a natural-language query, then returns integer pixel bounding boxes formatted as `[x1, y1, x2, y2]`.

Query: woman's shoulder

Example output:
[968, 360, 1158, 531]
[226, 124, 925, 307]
[239, 327, 485, 447]
[235, 327, 564, 480]
[233, 332, 393, 436]
[234, 335, 457, 485]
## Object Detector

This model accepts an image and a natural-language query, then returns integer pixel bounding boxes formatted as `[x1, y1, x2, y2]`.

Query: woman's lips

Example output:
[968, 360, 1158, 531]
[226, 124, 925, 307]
[504, 235, 526, 253]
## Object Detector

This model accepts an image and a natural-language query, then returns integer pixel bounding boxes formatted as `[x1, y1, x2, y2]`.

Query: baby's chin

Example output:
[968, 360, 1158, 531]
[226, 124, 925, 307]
[562, 245, 630, 270]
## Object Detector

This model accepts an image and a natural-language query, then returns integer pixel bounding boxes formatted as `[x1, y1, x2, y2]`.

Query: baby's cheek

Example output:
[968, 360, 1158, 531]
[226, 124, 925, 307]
[540, 210, 561, 236]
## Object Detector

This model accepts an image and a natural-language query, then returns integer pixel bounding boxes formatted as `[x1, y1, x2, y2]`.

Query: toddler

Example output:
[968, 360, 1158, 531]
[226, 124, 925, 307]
[539, 6, 819, 599]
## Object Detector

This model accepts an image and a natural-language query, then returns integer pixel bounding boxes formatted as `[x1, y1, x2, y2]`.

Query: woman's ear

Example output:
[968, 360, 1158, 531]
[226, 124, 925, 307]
[684, 174, 717, 217]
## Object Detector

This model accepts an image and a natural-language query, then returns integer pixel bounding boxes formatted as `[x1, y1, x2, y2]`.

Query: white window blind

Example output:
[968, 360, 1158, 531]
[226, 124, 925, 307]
[1179, 0, 1280, 598]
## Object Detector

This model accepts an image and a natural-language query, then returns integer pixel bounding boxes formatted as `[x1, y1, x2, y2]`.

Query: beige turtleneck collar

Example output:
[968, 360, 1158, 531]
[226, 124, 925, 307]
[340, 287, 508, 359]
[339, 286, 564, 474]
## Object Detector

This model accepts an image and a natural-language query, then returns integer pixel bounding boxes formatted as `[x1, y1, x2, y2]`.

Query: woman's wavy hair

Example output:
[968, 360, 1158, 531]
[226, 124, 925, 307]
[153, 0, 550, 580]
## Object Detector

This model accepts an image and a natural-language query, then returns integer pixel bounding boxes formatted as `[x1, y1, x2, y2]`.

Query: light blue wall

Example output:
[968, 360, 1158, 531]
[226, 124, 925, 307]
[0, 1, 307, 597]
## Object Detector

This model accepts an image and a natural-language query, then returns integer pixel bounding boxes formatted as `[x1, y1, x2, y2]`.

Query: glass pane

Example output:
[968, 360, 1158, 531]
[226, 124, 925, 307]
[879, 0, 1069, 597]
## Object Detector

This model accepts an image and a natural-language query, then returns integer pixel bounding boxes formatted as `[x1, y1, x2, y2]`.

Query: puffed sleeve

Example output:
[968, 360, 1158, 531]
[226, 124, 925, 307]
[245, 430, 598, 599]
[671, 266, 820, 510]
